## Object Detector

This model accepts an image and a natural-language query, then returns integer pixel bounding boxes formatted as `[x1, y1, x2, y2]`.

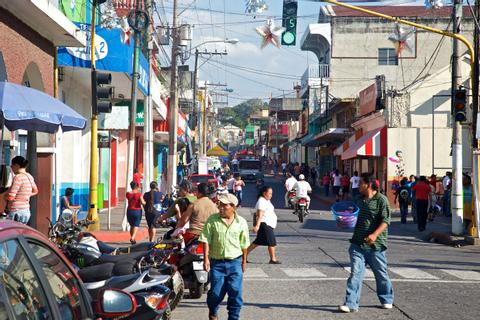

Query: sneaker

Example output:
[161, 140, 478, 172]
[382, 303, 393, 309]
[269, 260, 282, 264]
[338, 305, 357, 313]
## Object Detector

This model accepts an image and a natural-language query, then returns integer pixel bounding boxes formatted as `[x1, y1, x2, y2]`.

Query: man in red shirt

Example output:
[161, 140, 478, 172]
[412, 176, 431, 232]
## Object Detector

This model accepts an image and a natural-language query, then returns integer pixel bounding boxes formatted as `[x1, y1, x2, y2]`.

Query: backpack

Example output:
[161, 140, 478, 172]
[399, 188, 409, 201]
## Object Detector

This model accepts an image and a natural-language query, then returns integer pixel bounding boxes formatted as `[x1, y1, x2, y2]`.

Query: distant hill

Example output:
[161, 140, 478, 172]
[218, 99, 268, 129]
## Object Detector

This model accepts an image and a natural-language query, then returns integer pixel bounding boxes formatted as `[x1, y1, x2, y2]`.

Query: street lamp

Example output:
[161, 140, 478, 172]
[192, 39, 239, 160]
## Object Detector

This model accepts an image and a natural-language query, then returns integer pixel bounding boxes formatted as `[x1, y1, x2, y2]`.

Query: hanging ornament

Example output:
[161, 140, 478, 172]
[245, 0, 268, 14]
[255, 19, 285, 49]
[424, 0, 443, 9]
[388, 23, 415, 55]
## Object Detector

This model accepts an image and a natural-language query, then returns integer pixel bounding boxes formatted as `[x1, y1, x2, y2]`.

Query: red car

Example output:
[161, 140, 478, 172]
[188, 174, 219, 195]
[0, 219, 136, 319]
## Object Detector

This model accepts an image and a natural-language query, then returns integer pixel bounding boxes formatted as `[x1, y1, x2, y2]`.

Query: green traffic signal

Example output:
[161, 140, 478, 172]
[282, 0, 298, 46]
[282, 32, 296, 45]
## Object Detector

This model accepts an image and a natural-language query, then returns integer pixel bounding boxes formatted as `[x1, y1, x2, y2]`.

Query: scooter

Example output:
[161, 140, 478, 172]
[287, 190, 296, 209]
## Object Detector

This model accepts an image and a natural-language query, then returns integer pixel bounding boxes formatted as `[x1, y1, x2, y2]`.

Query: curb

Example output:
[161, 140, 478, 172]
[91, 228, 149, 243]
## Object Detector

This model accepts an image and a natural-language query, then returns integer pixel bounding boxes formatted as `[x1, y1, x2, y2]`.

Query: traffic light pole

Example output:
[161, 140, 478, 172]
[88, 2, 100, 231]
[451, 0, 464, 235]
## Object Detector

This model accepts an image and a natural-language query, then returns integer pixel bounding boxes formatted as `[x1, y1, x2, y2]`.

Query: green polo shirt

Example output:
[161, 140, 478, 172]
[351, 192, 391, 251]
[199, 213, 250, 260]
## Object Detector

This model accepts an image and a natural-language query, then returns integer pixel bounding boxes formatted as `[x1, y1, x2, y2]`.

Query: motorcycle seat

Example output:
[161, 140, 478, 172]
[95, 251, 149, 264]
[78, 263, 116, 282]
[97, 240, 155, 254]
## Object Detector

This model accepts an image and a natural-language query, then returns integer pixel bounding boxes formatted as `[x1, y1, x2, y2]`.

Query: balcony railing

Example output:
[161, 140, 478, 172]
[301, 64, 330, 90]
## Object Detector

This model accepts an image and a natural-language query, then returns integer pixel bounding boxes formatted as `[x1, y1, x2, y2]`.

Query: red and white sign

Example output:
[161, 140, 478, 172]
[177, 111, 186, 137]
[269, 124, 289, 136]
[358, 83, 377, 117]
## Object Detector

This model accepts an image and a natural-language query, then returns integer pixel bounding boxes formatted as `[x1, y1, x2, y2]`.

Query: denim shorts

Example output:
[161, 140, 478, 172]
[8, 209, 31, 224]
[127, 209, 142, 227]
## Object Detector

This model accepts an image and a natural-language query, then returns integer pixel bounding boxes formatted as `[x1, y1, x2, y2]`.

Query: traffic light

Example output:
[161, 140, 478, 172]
[91, 70, 113, 114]
[453, 88, 467, 122]
[281, 0, 298, 46]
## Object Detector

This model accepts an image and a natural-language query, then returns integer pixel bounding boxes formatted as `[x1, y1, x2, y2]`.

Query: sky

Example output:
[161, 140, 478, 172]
[154, 0, 429, 106]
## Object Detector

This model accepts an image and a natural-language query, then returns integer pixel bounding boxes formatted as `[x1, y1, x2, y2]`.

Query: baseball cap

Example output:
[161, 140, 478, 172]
[299, 174, 305, 180]
[217, 193, 239, 207]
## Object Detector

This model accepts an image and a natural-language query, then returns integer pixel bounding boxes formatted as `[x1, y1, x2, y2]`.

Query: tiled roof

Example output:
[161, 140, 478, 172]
[324, 5, 473, 18]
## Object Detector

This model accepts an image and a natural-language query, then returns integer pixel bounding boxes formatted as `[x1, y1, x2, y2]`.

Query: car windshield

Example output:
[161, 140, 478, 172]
[239, 161, 261, 170]
[190, 176, 213, 183]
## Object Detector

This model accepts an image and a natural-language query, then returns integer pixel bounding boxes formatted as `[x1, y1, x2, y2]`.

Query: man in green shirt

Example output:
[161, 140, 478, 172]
[199, 193, 250, 320]
[339, 173, 394, 313]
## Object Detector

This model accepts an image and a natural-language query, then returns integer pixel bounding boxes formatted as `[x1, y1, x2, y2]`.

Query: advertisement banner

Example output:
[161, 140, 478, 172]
[57, 24, 150, 95]
[358, 83, 377, 117]
[269, 124, 289, 136]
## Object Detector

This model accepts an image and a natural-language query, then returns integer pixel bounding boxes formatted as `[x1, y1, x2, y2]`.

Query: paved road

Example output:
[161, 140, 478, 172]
[174, 175, 480, 320]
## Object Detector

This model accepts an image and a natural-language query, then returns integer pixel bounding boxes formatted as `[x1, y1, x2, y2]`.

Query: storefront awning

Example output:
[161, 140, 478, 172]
[304, 128, 352, 147]
[342, 127, 387, 160]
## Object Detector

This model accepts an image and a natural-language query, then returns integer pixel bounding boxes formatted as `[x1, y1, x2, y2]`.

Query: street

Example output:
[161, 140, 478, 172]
[174, 176, 480, 320]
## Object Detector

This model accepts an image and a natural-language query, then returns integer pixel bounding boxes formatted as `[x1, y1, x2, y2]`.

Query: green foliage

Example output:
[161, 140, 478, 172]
[218, 99, 267, 128]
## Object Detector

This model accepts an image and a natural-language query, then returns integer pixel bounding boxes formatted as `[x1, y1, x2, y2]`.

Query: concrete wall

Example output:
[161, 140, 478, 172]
[328, 17, 474, 98]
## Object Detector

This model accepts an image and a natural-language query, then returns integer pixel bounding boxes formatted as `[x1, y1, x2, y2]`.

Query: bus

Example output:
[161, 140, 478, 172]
[238, 158, 261, 181]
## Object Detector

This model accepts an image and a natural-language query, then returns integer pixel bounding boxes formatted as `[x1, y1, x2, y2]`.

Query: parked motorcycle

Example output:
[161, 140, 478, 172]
[79, 263, 172, 320]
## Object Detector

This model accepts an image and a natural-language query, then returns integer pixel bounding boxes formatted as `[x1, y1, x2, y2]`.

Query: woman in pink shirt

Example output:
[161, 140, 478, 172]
[5, 156, 38, 224]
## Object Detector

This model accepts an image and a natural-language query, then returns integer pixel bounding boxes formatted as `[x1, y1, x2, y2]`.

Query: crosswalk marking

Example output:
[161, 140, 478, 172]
[244, 268, 269, 278]
[344, 267, 375, 278]
[441, 269, 480, 280]
[281, 268, 327, 278]
[389, 267, 439, 279]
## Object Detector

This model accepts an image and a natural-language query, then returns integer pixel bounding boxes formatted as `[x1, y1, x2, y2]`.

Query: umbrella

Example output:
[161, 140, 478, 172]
[207, 146, 229, 157]
[0, 82, 87, 133]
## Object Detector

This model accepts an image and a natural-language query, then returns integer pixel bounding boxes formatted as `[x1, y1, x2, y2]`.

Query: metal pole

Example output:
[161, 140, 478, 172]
[193, 49, 199, 155]
[203, 85, 208, 156]
[451, 0, 464, 235]
[144, 0, 154, 191]
[472, 0, 480, 239]
[122, 31, 140, 231]
[167, 0, 179, 191]
[87, 2, 99, 231]
[107, 130, 111, 230]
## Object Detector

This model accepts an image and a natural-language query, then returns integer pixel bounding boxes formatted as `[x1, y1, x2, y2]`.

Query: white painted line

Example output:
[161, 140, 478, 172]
[389, 267, 438, 279]
[441, 269, 480, 281]
[244, 268, 269, 278]
[344, 266, 375, 278]
[281, 268, 327, 278]
[243, 277, 480, 283]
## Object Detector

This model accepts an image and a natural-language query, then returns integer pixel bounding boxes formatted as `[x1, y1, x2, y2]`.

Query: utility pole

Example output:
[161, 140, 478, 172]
[167, 0, 179, 191]
[451, 0, 464, 235]
[88, 1, 100, 231]
[144, 0, 154, 191]
[473, 0, 480, 239]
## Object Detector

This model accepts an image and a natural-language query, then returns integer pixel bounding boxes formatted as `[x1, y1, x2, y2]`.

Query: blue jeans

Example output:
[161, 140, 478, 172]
[235, 190, 243, 206]
[324, 185, 329, 197]
[344, 243, 394, 310]
[207, 257, 243, 320]
[8, 209, 31, 224]
[443, 190, 451, 216]
[351, 188, 359, 199]
[399, 202, 408, 223]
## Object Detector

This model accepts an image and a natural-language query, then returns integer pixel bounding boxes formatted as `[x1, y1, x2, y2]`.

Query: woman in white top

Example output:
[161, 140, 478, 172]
[247, 186, 281, 264]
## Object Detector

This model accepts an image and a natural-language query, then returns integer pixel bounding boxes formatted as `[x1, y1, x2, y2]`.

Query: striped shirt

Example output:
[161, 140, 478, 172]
[7, 173, 38, 212]
[351, 192, 391, 251]
[199, 213, 250, 260]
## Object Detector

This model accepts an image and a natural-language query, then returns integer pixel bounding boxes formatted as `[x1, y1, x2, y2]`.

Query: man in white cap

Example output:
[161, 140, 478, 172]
[199, 193, 250, 320]
[293, 174, 312, 211]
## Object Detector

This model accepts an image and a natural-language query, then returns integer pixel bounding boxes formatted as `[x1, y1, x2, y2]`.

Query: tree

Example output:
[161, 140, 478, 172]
[218, 99, 267, 128]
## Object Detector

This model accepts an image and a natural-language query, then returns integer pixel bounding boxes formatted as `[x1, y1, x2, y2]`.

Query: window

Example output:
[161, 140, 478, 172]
[0, 239, 51, 319]
[29, 241, 88, 320]
[378, 48, 398, 65]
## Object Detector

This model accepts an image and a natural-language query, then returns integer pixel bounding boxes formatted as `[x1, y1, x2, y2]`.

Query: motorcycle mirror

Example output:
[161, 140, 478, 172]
[95, 289, 136, 317]
[61, 209, 73, 222]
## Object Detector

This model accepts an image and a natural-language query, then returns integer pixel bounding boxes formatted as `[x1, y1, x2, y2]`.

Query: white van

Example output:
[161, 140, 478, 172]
[207, 157, 222, 172]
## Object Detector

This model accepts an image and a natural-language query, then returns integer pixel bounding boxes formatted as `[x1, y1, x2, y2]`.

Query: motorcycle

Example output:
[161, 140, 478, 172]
[287, 190, 296, 209]
[79, 263, 172, 320]
[294, 197, 309, 223]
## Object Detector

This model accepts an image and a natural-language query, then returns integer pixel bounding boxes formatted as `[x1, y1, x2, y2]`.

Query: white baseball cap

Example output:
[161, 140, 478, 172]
[299, 174, 305, 180]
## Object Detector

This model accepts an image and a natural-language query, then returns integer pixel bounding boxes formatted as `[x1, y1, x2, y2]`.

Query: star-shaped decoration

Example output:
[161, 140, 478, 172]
[255, 19, 285, 49]
[388, 23, 415, 55]
[245, 0, 268, 14]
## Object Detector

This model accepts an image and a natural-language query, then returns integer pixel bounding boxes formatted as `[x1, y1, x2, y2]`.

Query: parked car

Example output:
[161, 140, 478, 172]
[188, 174, 219, 195]
[0, 219, 136, 319]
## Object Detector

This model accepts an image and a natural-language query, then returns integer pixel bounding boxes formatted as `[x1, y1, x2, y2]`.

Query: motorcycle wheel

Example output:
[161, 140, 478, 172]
[168, 271, 184, 310]
[189, 281, 204, 299]
[299, 208, 304, 223]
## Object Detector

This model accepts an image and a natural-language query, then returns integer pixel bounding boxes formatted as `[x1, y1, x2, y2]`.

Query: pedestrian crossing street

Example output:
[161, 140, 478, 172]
[243, 266, 480, 283]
